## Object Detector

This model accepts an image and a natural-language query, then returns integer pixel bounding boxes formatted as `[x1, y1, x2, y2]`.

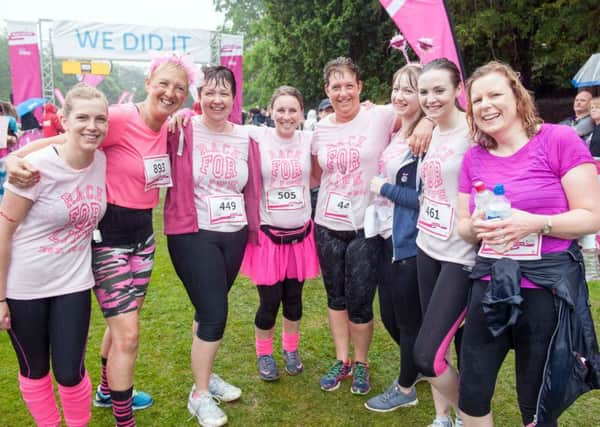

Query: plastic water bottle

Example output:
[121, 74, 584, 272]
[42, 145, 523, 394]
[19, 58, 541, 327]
[0, 160, 6, 199]
[473, 181, 492, 213]
[485, 184, 511, 220]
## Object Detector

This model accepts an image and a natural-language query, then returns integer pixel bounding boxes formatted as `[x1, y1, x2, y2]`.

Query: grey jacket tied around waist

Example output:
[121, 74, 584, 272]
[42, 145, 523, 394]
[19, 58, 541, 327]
[470, 241, 600, 424]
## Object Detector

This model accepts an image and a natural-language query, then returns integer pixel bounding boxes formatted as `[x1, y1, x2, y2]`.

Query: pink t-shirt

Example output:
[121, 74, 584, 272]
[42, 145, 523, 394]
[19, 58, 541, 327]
[312, 105, 397, 231]
[249, 127, 312, 228]
[5, 145, 107, 299]
[376, 133, 413, 238]
[102, 103, 167, 209]
[191, 117, 249, 232]
[416, 115, 477, 266]
[459, 123, 594, 254]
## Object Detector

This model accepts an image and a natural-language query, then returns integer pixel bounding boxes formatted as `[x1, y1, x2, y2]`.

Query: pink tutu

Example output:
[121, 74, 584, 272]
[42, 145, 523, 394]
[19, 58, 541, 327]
[241, 222, 320, 286]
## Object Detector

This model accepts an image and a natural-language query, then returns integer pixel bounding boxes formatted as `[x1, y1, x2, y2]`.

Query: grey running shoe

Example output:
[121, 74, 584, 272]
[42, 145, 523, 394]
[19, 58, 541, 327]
[282, 350, 304, 375]
[364, 378, 418, 412]
[257, 355, 280, 381]
[428, 416, 454, 427]
[209, 373, 241, 402]
[187, 386, 227, 427]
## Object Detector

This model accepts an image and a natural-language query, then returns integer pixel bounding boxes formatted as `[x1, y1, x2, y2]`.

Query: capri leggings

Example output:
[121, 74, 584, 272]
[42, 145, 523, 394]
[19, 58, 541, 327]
[378, 238, 422, 388]
[413, 247, 471, 377]
[7, 289, 91, 386]
[167, 228, 247, 342]
[93, 234, 156, 318]
[255, 279, 304, 330]
[459, 281, 558, 426]
[314, 224, 380, 324]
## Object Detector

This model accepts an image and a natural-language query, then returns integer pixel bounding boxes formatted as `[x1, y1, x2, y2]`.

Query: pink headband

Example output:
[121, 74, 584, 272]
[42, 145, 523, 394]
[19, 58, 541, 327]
[146, 51, 199, 86]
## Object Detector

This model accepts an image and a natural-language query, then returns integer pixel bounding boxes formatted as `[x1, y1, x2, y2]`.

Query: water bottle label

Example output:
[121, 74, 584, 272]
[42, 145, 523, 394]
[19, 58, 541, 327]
[478, 233, 542, 260]
[417, 196, 454, 240]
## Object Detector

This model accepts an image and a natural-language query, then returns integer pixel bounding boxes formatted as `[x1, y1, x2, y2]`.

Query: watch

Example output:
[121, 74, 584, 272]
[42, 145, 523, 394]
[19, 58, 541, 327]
[541, 217, 552, 235]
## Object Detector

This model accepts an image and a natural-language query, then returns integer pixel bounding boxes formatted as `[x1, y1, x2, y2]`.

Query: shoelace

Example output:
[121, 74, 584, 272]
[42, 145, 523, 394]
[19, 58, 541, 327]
[326, 361, 345, 379]
[379, 383, 399, 402]
[259, 356, 277, 373]
[353, 363, 368, 383]
[187, 394, 222, 422]
[286, 351, 300, 367]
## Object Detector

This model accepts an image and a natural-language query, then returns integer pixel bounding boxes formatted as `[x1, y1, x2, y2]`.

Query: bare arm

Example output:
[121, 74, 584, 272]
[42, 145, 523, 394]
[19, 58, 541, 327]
[408, 117, 435, 156]
[5, 135, 66, 188]
[0, 191, 34, 330]
[475, 163, 600, 251]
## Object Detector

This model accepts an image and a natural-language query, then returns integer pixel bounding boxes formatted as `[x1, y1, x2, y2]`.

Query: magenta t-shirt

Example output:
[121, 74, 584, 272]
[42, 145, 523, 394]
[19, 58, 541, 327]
[459, 124, 593, 284]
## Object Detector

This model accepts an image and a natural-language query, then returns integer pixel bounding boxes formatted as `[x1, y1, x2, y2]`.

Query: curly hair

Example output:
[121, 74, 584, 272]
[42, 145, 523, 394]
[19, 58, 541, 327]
[465, 61, 542, 149]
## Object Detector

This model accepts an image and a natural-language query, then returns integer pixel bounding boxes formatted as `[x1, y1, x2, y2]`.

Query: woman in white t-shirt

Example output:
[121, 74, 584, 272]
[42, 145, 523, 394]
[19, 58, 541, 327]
[241, 86, 320, 381]
[312, 57, 433, 395]
[0, 84, 108, 427]
[412, 58, 477, 427]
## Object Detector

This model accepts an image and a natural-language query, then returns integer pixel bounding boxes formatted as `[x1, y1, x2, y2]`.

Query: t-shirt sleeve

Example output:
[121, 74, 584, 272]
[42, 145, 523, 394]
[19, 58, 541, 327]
[458, 147, 474, 194]
[310, 129, 320, 156]
[102, 104, 128, 148]
[4, 153, 45, 202]
[548, 124, 594, 177]
[376, 104, 398, 137]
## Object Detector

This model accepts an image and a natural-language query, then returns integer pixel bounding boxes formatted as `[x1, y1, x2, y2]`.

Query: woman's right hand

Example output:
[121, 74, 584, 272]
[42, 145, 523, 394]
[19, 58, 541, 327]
[0, 302, 10, 330]
[5, 155, 39, 189]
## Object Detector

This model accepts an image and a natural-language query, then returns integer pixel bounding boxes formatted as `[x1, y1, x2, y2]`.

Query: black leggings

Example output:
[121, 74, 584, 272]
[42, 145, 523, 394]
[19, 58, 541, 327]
[378, 238, 422, 388]
[7, 289, 91, 386]
[314, 224, 380, 324]
[459, 281, 558, 426]
[413, 247, 471, 377]
[167, 228, 247, 342]
[255, 279, 304, 330]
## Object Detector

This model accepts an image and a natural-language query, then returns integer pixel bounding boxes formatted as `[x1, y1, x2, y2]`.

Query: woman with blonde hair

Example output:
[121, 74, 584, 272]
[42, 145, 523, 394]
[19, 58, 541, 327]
[0, 83, 108, 427]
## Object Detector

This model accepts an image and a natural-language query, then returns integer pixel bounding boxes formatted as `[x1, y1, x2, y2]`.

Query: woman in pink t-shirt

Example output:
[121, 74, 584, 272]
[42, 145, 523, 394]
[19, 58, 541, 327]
[5, 53, 195, 427]
[0, 84, 108, 427]
[241, 86, 320, 381]
[456, 62, 600, 427]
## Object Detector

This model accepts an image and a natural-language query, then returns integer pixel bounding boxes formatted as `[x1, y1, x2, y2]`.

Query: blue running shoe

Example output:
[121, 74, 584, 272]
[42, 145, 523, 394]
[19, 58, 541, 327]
[93, 385, 153, 410]
[282, 350, 304, 375]
[320, 360, 352, 391]
[350, 361, 371, 395]
[257, 355, 280, 381]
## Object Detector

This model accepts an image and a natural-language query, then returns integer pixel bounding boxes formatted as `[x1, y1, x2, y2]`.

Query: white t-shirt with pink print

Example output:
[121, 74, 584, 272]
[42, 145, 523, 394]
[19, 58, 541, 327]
[191, 117, 249, 232]
[5, 145, 107, 300]
[249, 127, 312, 229]
[312, 105, 397, 231]
[415, 115, 477, 265]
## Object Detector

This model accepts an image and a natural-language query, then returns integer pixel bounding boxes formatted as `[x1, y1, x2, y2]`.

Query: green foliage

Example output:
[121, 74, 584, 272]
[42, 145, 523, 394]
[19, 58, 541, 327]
[216, 0, 599, 110]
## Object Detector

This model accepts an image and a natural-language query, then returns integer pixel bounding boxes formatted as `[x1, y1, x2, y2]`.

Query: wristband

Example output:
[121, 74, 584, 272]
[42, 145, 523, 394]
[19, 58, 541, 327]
[0, 298, 7, 303]
[423, 116, 436, 125]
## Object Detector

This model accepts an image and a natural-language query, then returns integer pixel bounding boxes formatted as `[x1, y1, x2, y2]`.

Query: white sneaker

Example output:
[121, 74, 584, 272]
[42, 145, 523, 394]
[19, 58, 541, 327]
[209, 373, 242, 402]
[187, 386, 228, 427]
[428, 416, 454, 427]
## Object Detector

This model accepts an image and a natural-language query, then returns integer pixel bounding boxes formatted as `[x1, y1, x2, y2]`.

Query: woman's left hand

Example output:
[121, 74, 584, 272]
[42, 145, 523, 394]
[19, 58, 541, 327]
[475, 208, 540, 253]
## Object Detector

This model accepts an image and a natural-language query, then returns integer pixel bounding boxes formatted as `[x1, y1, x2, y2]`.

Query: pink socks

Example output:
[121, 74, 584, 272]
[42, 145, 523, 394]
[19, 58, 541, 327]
[282, 332, 299, 353]
[18, 373, 61, 427]
[255, 337, 273, 357]
[57, 372, 92, 427]
[256, 333, 300, 356]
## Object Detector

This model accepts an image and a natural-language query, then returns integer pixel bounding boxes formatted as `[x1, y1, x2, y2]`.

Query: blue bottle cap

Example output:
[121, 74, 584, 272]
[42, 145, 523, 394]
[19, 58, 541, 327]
[493, 184, 505, 195]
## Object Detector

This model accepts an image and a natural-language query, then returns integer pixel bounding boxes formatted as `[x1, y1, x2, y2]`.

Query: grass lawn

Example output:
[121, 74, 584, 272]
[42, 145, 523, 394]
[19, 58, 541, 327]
[1, 205, 600, 426]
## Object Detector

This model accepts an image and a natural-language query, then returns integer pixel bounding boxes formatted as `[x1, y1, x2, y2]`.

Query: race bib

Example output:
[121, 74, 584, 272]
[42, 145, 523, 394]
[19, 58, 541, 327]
[207, 194, 245, 225]
[417, 196, 454, 240]
[478, 233, 542, 260]
[143, 154, 172, 191]
[266, 185, 305, 211]
[324, 192, 353, 225]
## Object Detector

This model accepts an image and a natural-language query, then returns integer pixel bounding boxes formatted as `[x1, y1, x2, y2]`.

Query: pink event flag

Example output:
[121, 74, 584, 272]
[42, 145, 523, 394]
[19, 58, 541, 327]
[220, 34, 244, 124]
[380, 0, 466, 105]
[7, 21, 43, 117]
